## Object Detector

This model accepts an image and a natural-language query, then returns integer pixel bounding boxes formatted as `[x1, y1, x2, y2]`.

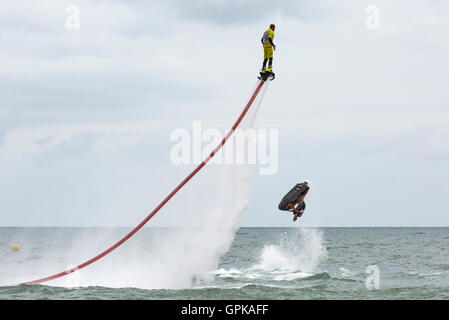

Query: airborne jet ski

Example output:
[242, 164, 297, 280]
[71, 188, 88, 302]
[278, 182, 309, 221]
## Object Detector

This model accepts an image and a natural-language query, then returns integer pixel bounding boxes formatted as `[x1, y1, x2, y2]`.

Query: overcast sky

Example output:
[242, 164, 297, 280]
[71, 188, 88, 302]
[0, 0, 448, 227]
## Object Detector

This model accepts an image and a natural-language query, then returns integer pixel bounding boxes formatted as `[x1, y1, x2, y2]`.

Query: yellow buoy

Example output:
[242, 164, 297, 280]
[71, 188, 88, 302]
[12, 244, 20, 252]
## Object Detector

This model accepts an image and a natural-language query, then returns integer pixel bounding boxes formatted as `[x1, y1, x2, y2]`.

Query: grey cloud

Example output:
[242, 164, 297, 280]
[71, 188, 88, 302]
[159, 0, 348, 25]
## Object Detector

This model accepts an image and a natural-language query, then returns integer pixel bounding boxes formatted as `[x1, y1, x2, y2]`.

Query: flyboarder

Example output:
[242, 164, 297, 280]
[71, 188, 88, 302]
[259, 24, 276, 81]
[278, 182, 310, 222]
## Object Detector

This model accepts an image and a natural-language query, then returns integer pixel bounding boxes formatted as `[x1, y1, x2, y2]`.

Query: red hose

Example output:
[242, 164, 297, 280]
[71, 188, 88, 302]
[23, 79, 266, 285]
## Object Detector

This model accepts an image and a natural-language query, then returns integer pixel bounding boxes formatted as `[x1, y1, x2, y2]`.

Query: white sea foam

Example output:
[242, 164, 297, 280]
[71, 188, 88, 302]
[419, 272, 441, 276]
[339, 267, 356, 277]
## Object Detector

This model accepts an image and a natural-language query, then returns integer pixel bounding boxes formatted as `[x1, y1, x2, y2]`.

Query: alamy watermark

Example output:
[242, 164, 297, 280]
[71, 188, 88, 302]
[365, 5, 380, 30]
[169, 121, 279, 175]
[66, 5, 80, 30]
[365, 265, 380, 290]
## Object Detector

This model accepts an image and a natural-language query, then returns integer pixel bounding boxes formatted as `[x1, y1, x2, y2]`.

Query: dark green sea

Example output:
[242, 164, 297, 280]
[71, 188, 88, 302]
[1, 227, 448, 299]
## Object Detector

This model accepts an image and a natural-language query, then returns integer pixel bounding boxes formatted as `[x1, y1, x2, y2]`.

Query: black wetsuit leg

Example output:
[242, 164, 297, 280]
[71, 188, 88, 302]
[262, 58, 268, 70]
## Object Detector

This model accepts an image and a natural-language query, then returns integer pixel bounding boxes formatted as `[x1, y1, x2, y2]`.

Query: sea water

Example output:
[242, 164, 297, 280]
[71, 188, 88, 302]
[1, 227, 448, 299]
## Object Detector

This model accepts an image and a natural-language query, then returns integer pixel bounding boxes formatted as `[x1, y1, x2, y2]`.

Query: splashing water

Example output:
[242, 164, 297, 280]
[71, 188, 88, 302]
[258, 228, 326, 270]
[212, 228, 328, 284]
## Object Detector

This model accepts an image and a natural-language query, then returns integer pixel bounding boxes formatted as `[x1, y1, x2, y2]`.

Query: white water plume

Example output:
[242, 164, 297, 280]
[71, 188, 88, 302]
[148, 81, 271, 288]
